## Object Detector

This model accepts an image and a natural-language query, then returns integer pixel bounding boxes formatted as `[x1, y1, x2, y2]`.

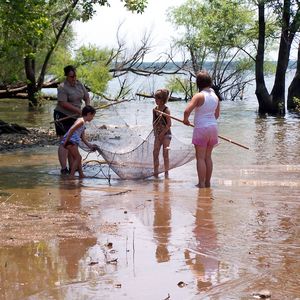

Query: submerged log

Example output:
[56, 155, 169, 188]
[0, 120, 30, 134]
[0, 80, 59, 100]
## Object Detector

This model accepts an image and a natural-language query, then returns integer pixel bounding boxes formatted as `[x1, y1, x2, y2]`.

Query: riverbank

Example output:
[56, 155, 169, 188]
[1, 97, 300, 299]
[1, 148, 300, 298]
[0, 128, 57, 152]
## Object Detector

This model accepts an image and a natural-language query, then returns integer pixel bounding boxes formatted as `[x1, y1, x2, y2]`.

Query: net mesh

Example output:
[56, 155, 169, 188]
[80, 101, 195, 179]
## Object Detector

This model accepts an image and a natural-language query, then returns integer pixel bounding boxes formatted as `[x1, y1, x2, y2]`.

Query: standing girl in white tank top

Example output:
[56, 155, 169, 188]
[183, 71, 220, 188]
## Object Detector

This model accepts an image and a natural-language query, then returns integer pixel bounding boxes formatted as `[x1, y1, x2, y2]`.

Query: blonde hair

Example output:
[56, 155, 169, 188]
[154, 89, 170, 104]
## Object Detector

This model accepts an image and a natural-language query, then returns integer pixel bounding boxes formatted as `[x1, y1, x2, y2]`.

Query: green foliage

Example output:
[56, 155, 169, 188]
[166, 76, 195, 100]
[168, 0, 254, 57]
[0, 44, 25, 84]
[0, 0, 75, 84]
[122, 0, 148, 13]
[80, 0, 148, 21]
[47, 47, 74, 81]
[0, 0, 148, 105]
[75, 45, 112, 95]
[263, 60, 277, 75]
[48, 45, 112, 95]
[167, 0, 256, 100]
[293, 97, 300, 112]
[0, 0, 52, 55]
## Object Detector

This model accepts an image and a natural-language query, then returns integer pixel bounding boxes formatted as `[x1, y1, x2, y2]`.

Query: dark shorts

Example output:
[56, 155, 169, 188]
[53, 110, 76, 137]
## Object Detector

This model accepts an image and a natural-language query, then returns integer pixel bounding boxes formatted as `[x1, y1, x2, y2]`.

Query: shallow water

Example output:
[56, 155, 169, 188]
[1, 96, 300, 299]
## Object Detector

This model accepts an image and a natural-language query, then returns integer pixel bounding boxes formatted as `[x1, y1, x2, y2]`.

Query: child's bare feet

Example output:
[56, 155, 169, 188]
[195, 183, 206, 188]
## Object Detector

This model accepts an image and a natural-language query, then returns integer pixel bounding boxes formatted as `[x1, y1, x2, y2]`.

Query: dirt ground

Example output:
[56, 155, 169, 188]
[0, 128, 58, 152]
[0, 200, 92, 247]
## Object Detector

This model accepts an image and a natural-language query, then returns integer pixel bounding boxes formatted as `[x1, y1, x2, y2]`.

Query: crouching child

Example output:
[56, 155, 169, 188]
[61, 105, 98, 178]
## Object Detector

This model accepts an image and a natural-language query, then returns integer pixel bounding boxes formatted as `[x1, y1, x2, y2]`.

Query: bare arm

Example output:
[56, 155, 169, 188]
[215, 100, 220, 119]
[183, 93, 204, 125]
[158, 107, 172, 139]
[81, 131, 98, 151]
[81, 131, 93, 149]
[83, 92, 90, 106]
[63, 119, 84, 147]
[82, 83, 90, 106]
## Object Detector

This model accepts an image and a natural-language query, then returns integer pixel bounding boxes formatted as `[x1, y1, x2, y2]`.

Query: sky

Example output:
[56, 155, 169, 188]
[73, 0, 185, 61]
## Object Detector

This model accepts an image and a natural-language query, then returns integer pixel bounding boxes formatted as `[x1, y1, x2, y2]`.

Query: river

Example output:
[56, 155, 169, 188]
[0, 84, 300, 299]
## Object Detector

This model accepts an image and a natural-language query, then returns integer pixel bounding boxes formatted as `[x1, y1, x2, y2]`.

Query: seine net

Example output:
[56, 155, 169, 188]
[81, 101, 195, 179]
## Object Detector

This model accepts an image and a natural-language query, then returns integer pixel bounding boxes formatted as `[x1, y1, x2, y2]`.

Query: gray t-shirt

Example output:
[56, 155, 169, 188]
[55, 80, 89, 116]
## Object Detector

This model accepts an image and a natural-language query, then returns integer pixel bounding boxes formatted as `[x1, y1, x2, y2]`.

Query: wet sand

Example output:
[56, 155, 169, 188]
[1, 146, 300, 299]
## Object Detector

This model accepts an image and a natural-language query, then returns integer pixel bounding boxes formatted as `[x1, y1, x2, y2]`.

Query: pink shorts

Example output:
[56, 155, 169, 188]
[192, 126, 218, 147]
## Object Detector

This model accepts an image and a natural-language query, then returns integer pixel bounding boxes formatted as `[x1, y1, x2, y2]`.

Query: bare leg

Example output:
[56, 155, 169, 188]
[153, 138, 161, 177]
[67, 145, 83, 178]
[77, 157, 84, 178]
[195, 145, 207, 188]
[205, 146, 214, 187]
[68, 152, 74, 172]
[58, 144, 68, 171]
[162, 138, 171, 177]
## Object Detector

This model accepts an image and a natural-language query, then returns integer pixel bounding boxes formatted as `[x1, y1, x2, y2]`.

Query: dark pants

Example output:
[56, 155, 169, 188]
[53, 110, 77, 136]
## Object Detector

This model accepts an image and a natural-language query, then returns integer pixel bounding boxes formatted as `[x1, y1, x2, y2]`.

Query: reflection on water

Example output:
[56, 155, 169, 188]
[153, 180, 171, 263]
[185, 189, 219, 292]
[0, 238, 96, 300]
[59, 237, 97, 280]
[0, 99, 54, 127]
[1, 97, 300, 299]
[253, 115, 300, 165]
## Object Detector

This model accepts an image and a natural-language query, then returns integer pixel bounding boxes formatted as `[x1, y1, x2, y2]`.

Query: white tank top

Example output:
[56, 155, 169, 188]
[193, 88, 218, 128]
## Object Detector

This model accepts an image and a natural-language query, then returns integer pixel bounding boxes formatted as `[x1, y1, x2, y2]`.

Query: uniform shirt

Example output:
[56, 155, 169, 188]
[55, 80, 89, 116]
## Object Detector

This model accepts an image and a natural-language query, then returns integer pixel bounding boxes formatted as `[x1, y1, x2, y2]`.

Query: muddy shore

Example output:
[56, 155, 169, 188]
[0, 128, 58, 152]
[0, 130, 94, 248]
[2, 128, 300, 298]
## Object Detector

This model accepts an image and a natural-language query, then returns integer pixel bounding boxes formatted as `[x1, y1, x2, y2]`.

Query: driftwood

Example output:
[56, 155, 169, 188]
[0, 80, 59, 100]
[0, 120, 30, 134]
[135, 92, 186, 102]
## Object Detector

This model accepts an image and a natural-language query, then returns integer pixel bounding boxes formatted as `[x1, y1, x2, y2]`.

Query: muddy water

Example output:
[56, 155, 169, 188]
[1, 98, 300, 299]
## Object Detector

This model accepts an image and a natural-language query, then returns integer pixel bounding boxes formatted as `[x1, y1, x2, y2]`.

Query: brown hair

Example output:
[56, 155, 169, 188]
[154, 89, 170, 104]
[82, 105, 96, 116]
[196, 70, 212, 91]
[64, 65, 76, 76]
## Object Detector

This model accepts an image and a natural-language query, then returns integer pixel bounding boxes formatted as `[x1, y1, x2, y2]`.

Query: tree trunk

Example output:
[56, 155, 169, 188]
[23, 1, 79, 107]
[270, 0, 294, 115]
[255, 3, 273, 115]
[270, 35, 290, 115]
[255, 0, 300, 115]
[287, 40, 300, 109]
[24, 56, 38, 108]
